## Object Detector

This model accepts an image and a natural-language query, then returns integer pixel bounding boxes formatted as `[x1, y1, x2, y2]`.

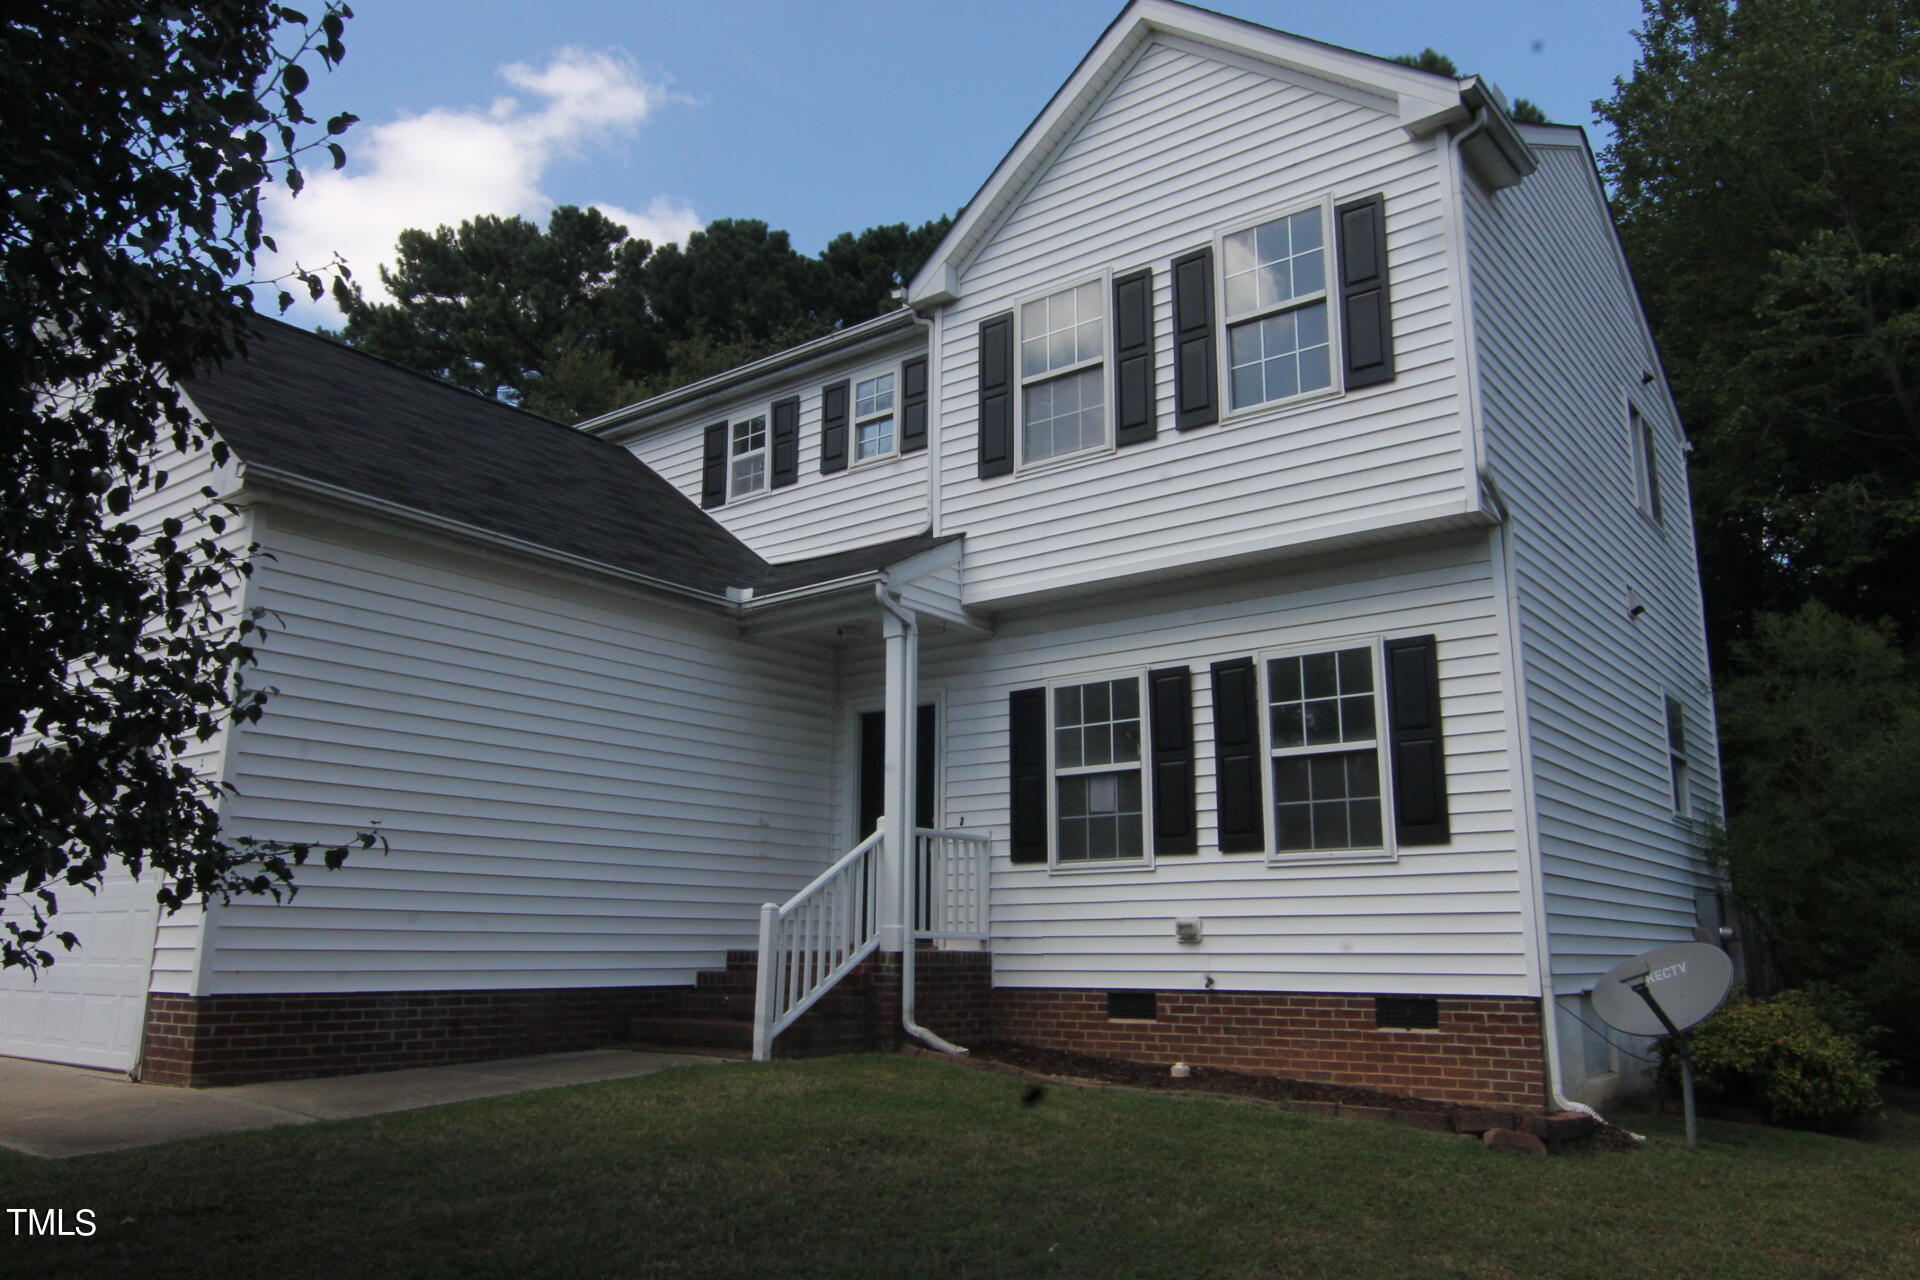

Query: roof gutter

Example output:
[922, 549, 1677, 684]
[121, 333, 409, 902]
[1455, 77, 1537, 190]
[236, 464, 739, 612]
[578, 309, 924, 444]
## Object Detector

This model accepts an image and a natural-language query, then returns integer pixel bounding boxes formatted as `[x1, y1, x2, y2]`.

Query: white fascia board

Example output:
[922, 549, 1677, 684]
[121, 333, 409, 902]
[876, 536, 964, 588]
[906, 0, 1468, 307]
[234, 466, 737, 613]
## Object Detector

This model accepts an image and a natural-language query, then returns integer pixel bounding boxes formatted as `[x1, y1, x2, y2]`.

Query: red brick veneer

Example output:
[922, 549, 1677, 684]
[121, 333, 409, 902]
[140, 986, 681, 1087]
[992, 988, 1548, 1109]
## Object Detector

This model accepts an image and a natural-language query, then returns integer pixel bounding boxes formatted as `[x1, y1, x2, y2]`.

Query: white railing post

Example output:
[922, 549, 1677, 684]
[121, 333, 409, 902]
[751, 902, 778, 1062]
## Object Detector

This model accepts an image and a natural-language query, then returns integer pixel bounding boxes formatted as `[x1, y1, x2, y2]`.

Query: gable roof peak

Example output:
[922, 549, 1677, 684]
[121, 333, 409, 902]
[905, 0, 1473, 309]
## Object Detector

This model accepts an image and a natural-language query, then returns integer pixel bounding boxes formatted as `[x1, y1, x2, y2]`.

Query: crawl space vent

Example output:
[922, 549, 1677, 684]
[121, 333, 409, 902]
[1106, 991, 1158, 1020]
[1375, 996, 1440, 1030]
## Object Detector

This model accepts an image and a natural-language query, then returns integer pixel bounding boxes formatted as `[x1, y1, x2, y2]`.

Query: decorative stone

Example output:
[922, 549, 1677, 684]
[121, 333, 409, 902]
[1482, 1128, 1549, 1156]
[1342, 1105, 1393, 1123]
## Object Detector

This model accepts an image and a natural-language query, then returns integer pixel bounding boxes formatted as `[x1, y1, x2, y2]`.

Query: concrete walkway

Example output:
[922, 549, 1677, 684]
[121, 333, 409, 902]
[0, 1048, 728, 1159]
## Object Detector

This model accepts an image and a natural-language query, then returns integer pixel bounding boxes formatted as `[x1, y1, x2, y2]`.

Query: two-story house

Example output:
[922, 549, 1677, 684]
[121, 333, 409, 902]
[0, 1, 1719, 1115]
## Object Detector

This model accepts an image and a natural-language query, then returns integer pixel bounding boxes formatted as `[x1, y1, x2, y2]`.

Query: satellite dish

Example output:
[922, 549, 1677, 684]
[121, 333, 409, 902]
[1588, 942, 1734, 1151]
[1591, 942, 1734, 1037]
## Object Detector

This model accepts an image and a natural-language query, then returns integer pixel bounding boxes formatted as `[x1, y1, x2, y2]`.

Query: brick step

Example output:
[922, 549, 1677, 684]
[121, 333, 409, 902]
[724, 950, 759, 970]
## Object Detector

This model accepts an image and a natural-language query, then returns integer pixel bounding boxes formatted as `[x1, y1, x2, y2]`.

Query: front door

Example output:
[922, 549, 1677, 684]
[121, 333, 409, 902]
[856, 703, 937, 839]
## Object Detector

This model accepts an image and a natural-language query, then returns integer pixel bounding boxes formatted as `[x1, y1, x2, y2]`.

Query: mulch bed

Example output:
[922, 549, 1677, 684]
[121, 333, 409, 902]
[942, 1040, 1639, 1153]
[967, 1039, 1448, 1112]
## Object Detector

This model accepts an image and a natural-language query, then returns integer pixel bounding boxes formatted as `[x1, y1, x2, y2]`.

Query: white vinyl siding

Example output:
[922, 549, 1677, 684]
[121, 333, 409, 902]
[197, 507, 838, 994]
[839, 535, 1531, 996]
[936, 35, 1470, 608]
[1466, 131, 1721, 1007]
[624, 340, 931, 563]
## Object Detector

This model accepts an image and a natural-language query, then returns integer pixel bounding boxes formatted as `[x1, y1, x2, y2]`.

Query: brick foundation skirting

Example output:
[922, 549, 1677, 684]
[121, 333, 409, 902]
[991, 988, 1548, 1109]
[140, 986, 682, 1087]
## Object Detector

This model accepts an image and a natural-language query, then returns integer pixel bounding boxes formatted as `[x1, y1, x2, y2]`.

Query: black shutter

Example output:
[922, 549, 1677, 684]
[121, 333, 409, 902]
[978, 314, 1015, 478]
[901, 356, 929, 454]
[1210, 657, 1264, 852]
[819, 380, 849, 474]
[770, 395, 800, 488]
[1384, 635, 1449, 845]
[1113, 268, 1157, 447]
[1171, 247, 1218, 431]
[1335, 194, 1395, 390]
[1148, 666, 1196, 855]
[700, 422, 728, 508]
[1009, 687, 1048, 863]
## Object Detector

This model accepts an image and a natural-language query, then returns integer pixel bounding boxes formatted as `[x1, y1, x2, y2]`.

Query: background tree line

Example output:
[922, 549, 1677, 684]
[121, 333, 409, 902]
[336, 210, 952, 422]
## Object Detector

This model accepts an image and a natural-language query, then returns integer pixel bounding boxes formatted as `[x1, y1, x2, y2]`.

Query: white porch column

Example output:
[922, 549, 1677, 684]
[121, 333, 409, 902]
[877, 592, 918, 953]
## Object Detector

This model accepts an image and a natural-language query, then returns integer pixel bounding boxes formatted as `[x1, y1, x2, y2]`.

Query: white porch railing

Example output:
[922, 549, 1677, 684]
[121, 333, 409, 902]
[751, 830, 882, 1062]
[912, 827, 992, 941]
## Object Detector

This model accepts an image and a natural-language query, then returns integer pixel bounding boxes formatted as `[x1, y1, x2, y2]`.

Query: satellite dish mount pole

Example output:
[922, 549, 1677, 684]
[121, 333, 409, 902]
[1631, 979, 1697, 1150]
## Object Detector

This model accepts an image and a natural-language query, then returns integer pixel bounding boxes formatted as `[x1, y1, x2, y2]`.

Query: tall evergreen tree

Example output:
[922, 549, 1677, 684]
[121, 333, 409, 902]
[1599, 0, 1920, 653]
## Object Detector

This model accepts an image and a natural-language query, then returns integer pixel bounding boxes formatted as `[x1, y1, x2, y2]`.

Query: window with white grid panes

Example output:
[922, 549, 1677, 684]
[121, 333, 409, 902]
[730, 415, 767, 497]
[1265, 645, 1386, 854]
[1052, 676, 1145, 863]
[854, 372, 896, 462]
[1222, 206, 1333, 410]
[1019, 280, 1107, 465]
[1665, 693, 1691, 817]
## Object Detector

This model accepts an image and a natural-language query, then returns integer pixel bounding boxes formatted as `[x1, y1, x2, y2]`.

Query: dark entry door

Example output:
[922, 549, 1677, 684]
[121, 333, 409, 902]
[857, 703, 938, 839]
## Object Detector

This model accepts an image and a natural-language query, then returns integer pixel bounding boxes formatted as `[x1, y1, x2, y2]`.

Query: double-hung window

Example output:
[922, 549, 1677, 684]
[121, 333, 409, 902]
[1223, 205, 1333, 410]
[854, 372, 896, 462]
[1264, 645, 1386, 854]
[729, 415, 768, 498]
[1665, 694, 1691, 817]
[1019, 279, 1107, 465]
[1630, 402, 1662, 523]
[1052, 675, 1146, 864]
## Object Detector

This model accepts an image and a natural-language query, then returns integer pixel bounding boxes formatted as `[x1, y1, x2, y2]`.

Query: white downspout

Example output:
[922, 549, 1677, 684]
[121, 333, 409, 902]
[1458, 99, 1625, 1132]
[876, 585, 969, 1057]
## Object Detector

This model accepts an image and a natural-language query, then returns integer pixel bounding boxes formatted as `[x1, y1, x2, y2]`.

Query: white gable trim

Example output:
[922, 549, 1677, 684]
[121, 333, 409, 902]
[905, 0, 1463, 307]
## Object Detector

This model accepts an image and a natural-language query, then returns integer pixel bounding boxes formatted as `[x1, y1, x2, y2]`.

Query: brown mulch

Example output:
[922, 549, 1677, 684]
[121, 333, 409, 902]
[966, 1039, 1448, 1112]
[955, 1040, 1642, 1153]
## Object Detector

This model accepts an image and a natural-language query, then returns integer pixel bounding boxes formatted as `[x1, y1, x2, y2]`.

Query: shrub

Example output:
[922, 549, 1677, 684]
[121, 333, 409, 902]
[1666, 989, 1885, 1130]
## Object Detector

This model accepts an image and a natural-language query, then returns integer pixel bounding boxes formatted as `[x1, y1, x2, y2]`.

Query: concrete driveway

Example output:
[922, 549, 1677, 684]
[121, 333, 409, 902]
[0, 1048, 728, 1158]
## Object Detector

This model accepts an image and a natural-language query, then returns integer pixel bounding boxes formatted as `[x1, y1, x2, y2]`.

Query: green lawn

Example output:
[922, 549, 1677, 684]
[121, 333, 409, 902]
[3, 1055, 1916, 1278]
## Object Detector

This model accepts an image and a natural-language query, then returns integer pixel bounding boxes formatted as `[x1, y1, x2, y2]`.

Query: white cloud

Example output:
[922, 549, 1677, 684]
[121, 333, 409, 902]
[259, 49, 699, 320]
[592, 197, 704, 249]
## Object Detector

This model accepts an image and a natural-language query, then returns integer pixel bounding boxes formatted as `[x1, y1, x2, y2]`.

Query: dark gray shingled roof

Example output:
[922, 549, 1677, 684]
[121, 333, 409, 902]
[754, 530, 962, 593]
[185, 318, 958, 600]
[185, 318, 812, 598]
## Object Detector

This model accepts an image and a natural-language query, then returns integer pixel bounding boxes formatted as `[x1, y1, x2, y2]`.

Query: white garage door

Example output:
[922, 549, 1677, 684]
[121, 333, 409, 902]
[0, 868, 160, 1071]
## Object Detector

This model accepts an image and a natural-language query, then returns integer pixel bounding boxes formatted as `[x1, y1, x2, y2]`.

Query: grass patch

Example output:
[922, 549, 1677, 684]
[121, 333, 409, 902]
[3, 1055, 1918, 1278]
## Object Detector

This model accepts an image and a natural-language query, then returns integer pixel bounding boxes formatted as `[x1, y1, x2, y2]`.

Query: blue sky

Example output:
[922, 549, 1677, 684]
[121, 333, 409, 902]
[265, 0, 1650, 323]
